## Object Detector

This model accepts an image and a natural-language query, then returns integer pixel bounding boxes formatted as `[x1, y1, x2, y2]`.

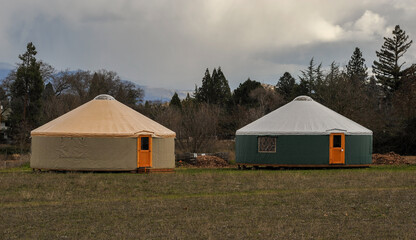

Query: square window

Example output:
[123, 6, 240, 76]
[333, 135, 341, 148]
[258, 137, 276, 153]
[141, 137, 149, 150]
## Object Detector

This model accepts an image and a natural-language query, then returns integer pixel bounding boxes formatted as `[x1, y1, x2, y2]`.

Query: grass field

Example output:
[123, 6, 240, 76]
[1, 165, 416, 239]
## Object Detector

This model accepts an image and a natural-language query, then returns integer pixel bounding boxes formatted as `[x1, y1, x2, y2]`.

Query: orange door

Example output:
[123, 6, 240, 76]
[329, 133, 345, 164]
[137, 135, 152, 168]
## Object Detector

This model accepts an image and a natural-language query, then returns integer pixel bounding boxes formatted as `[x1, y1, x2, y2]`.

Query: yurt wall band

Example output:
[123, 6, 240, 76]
[31, 136, 137, 170]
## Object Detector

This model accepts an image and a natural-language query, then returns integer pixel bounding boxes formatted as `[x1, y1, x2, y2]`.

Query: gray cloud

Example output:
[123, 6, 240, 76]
[1, 0, 415, 90]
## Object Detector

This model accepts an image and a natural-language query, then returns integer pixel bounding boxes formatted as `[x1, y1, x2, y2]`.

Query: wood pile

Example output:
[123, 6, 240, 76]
[176, 152, 230, 167]
[194, 155, 229, 167]
[372, 152, 410, 165]
[176, 155, 229, 168]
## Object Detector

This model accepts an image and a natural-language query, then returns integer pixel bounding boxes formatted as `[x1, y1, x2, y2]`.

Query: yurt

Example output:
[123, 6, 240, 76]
[236, 96, 372, 168]
[31, 94, 176, 172]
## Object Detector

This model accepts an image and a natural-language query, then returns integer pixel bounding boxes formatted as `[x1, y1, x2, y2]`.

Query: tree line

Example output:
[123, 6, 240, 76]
[1, 25, 415, 154]
[150, 25, 416, 154]
[0, 44, 143, 147]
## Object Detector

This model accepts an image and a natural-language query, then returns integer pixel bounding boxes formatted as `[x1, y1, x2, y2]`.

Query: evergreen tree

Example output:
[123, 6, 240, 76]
[182, 92, 194, 108]
[233, 78, 261, 106]
[298, 58, 323, 96]
[9, 42, 44, 142]
[88, 72, 101, 98]
[215, 67, 232, 105]
[43, 82, 55, 101]
[326, 61, 341, 84]
[210, 68, 218, 103]
[87, 72, 113, 99]
[170, 92, 181, 109]
[195, 67, 232, 106]
[318, 61, 341, 104]
[372, 25, 413, 96]
[346, 47, 367, 85]
[276, 72, 296, 101]
[194, 68, 211, 103]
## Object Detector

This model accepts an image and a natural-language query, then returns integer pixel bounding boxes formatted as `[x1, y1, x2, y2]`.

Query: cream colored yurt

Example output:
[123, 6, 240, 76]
[31, 94, 176, 172]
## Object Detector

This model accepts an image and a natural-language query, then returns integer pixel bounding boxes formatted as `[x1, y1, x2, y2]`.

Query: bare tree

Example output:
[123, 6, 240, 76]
[178, 103, 220, 152]
[249, 86, 284, 115]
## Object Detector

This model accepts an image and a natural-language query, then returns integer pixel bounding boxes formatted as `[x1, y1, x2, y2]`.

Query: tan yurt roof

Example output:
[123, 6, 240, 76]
[31, 94, 176, 138]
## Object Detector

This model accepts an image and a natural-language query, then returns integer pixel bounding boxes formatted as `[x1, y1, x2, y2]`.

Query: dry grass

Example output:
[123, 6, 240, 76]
[1, 166, 416, 239]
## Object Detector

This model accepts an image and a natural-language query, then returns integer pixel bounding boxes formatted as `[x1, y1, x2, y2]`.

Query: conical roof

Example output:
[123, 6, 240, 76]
[236, 96, 372, 136]
[31, 94, 176, 138]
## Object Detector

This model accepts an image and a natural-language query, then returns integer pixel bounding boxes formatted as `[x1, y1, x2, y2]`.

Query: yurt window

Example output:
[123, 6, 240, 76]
[141, 137, 150, 150]
[258, 137, 276, 153]
[333, 135, 341, 148]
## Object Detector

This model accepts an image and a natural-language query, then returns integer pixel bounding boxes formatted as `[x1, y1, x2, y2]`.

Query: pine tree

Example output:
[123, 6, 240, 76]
[321, 62, 342, 105]
[326, 61, 341, 84]
[276, 72, 296, 101]
[9, 42, 44, 143]
[170, 92, 181, 109]
[43, 82, 55, 100]
[182, 92, 194, 108]
[346, 47, 367, 85]
[210, 68, 219, 103]
[88, 72, 100, 98]
[372, 25, 413, 96]
[215, 67, 232, 104]
[298, 58, 323, 96]
[233, 78, 261, 106]
[195, 68, 211, 103]
[195, 67, 231, 106]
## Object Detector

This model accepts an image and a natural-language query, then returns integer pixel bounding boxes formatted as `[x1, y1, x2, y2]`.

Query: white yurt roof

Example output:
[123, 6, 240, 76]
[236, 96, 372, 136]
[31, 94, 176, 138]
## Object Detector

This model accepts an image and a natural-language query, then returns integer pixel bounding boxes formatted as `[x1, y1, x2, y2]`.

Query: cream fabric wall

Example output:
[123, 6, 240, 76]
[31, 136, 137, 170]
[151, 137, 175, 169]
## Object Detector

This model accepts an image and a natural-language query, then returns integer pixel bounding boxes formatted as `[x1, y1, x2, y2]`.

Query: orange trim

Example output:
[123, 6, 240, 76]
[137, 135, 152, 168]
[329, 133, 345, 164]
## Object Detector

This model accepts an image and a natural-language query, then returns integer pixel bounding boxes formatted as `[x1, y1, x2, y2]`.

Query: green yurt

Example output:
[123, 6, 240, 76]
[236, 96, 372, 167]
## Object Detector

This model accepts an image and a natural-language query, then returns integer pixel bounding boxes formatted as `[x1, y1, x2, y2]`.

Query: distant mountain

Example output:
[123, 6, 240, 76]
[140, 85, 193, 102]
[0, 62, 191, 102]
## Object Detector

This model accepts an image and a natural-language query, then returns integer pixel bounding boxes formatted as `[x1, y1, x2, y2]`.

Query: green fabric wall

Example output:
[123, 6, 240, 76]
[236, 134, 372, 165]
[345, 135, 373, 164]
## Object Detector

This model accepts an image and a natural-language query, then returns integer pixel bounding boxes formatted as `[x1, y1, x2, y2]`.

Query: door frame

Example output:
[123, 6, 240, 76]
[329, 133, 345, 164]
[137, 135, 152, 168]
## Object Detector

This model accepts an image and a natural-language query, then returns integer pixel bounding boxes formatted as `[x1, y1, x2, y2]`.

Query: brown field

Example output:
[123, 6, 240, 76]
[1, 165, 416, 239]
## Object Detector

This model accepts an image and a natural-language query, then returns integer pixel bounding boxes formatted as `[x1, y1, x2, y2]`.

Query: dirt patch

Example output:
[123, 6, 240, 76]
[372, 152, 412, 165]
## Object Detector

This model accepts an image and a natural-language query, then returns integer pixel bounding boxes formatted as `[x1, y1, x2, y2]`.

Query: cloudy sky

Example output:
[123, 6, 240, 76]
[1, 0, 416, 90]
